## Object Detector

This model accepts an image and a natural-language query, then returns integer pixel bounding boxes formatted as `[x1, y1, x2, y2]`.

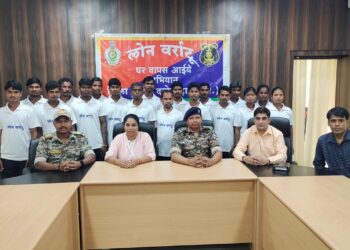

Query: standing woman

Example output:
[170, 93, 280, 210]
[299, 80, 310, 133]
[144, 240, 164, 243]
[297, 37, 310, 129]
[257, 84, 272, 107]
[105, 114, 156, 168]
[239, 87, 259, 134]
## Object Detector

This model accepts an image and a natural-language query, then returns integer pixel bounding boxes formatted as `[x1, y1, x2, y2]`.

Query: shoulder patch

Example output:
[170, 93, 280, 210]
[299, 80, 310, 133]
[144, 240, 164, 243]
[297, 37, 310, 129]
[71, 131, 84, 136]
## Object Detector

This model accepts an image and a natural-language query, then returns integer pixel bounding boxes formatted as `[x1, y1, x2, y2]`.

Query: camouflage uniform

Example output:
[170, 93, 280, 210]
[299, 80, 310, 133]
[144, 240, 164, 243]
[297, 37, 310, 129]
[170, 126, 221, 158]
[34, 131, 95, 164]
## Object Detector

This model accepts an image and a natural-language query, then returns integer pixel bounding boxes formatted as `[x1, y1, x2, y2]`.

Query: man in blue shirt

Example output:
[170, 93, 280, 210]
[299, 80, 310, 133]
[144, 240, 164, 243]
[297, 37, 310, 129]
[313, 107, 350, 177]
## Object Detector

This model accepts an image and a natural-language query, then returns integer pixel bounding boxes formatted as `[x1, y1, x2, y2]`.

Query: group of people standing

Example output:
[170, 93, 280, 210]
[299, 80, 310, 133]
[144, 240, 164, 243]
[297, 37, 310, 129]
[0, 75, 348, 178]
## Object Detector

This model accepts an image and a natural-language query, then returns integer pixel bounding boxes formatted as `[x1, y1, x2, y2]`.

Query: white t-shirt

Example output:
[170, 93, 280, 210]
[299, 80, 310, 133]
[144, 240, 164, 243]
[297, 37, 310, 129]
[201, 98, 217, 108]
[182, 102, 212, 121]
[95, 95, 108, 102]
[60, 96, 78, 107]
[105, 98, 127, 145]
[156, 108, 183, 157]
[21, 96, 47, 107]
[211, 103, 240, 152]
[70, 97, 107, 149]
[0, 103, 40, 160]
[34, 101, 77, 134]
[266, 103, 294, 125]
[173, 99, 188, 114]
[239, 103, 258, 134]
[142, 94, 162, 111]
[125, 100, 156, 123]
[107, 96, 130, 106]
[230, 97, 246, 108]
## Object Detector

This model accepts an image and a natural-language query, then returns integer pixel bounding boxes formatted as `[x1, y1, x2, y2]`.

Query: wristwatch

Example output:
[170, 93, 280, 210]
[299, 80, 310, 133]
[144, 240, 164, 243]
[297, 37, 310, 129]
[80, 160, 85, 168]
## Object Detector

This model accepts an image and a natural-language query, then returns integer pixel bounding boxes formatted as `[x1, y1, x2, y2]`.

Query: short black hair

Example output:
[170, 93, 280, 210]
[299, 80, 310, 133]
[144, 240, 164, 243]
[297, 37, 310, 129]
[160, 90, 173, 98]
[199, 82, 210, 89]
[219, 86, 230, 94]
[229, 81, 241, 90]
[79, 77, 92, 87]
[91, 77, 102, 83]
[130, 82, 143, 90]
[187, 82, 200, 91]
[257, 84, 269, 93]
[143, 76, 155, 84]
[271, 86, 284, 95]
[243, 86, 257, 96]
[5, 80, 22, 91]
[123, 113, 140, 129]
[327, 107, 349, 120]
[108, 78, 121, 87]
[171, 81, 183, 90]
[58, 77, 73, 87]
[45, 80, 60, 92]
[26, 77, 42, 87]
[254, 106, 271, 118]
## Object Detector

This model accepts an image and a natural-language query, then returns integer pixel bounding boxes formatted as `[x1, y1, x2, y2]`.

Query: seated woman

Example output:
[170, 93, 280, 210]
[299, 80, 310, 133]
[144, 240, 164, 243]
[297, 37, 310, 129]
[105, 114, 156, 168]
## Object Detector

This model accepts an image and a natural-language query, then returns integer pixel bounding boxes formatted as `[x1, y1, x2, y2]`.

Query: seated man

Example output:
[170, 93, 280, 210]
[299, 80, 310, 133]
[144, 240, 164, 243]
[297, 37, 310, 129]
[233, 106, 287, 165]
[313, 107, 350, 177]
[34, 108, 96, 172]
[170, 107, 222, 168]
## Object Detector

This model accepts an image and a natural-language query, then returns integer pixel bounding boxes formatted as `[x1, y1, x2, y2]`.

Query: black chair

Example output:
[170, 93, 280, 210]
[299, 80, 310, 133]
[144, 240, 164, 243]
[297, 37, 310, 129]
[27, 138, 40, 171]
[174, 120, 214, 132]
[112, 122, 157, 148]
[247, 117, 293, 163]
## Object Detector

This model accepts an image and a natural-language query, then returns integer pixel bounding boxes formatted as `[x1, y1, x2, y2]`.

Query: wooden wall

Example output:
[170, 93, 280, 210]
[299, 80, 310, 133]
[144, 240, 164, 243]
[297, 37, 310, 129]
[0, 0, 349, 105]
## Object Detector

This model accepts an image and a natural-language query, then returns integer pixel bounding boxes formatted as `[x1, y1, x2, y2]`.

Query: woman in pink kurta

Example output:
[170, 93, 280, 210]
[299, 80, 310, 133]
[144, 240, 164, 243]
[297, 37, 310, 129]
[105, 114, 155, 168]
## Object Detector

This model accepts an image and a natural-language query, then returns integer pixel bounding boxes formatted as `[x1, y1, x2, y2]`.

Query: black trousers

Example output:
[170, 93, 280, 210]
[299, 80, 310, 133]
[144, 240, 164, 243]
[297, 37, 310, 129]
[222, 152, 233, 159]
[93, 148, 106, 161]
[156, 156, 171, 161]
[1, 159, 27, 179]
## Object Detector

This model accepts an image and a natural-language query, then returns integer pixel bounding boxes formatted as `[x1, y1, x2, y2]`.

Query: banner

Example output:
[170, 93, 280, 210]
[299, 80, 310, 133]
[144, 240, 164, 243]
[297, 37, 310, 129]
[95, 34, 230, 98]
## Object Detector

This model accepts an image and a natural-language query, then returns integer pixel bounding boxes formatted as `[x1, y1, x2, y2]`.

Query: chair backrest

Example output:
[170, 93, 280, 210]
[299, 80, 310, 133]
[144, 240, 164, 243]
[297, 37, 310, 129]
[247, 117, 292, 163]
[28, 138, 40, 170]
[174, 120, 214, 132]
[112, 122, 156, 147]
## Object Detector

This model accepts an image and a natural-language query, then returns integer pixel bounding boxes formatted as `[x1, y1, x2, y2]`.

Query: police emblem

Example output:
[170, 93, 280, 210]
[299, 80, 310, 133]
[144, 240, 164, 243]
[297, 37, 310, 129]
[199, 43, 220, 67]
[104, 41, 121, 66]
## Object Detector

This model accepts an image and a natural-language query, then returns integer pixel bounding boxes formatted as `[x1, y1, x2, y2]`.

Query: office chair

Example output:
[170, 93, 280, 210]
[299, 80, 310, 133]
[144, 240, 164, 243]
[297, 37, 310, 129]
[174, 120, 214, 132]
[27, 138, 40, 172]
[247, 117, 293, 163]
[112, 122, 157, 148]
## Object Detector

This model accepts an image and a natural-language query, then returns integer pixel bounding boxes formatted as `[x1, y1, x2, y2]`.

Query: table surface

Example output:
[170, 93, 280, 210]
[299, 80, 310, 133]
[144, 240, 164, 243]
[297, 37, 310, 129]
[259, 176, 350, 250]
[81, 159, 257, 185]
[0, 182, 80, 249]
[0, 165, 92, 185]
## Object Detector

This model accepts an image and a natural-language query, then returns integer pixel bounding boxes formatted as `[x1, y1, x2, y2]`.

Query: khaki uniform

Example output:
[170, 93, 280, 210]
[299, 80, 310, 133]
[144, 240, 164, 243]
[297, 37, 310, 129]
[34, 131, 95, 164]
[170, 126, 221, 158]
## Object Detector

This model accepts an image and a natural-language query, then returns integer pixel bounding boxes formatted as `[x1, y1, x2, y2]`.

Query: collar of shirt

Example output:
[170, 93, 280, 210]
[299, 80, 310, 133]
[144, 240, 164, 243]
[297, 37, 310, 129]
[251, 125, 274, 136]
[325, 130, 350, 144]
[52, 133, 77, 144]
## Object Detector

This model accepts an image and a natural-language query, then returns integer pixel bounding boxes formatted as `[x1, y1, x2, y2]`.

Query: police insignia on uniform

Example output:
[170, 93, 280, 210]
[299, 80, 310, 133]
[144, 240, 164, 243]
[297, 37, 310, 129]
[105, 41, 121, 66]
[199, 43, 220, 67]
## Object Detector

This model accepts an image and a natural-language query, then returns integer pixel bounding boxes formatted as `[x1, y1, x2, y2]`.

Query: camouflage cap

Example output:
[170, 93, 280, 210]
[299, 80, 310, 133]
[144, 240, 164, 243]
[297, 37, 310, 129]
[53, 108, 72, 120]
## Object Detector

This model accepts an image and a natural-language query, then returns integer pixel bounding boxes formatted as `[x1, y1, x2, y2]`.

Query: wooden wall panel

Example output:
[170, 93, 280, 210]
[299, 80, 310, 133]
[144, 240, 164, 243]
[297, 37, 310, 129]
[0, 0, 349, 105]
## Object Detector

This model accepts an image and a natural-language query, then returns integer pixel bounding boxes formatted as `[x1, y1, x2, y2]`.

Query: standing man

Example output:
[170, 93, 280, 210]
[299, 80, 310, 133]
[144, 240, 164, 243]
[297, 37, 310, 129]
[183, 82, 212, 120]
[171, 81, 188, 113]
[105, 78, 129, 145]
[126, 82, 156, 125]
[34, 108, 96, 172]
[313, 107, 350, 177]
[0, 80, 40, 178]
[156, 90, 183, 160]
[35, 80, 77, 135]
[211, 86, 241, 158]
[71, 78, 108, 161]
[199, 82, 217, 108]
[170, 107, 222, 168]
[21, 77, 47, 107]
[58, 77, 78, 106]
[91, 77, 108, 102]
[233, 107, 287, 165]
[229, 81, 245, 107]
[142, 76, 161, 111]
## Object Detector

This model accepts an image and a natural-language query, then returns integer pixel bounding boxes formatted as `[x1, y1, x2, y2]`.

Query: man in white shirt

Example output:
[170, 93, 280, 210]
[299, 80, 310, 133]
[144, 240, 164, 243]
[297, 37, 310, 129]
[21, 77, 47, 107]
[229, 81, 245, 107]
[211, 86, 241, 158]
[183, 82, 212, 120]
[71, 78, 108, 161]
[105, 78, 129, 145]
[58, 77, 78, 106]
[0, 80, 40, 178]
[142, 76, 161, 111]
[91, 76, 108, 102]
[199, 82, 217, 108]
[156, 90, 183, 160]
[171, 81, 188, 113]
[35, 81, 77, 135]
[126, 82, 156, 125]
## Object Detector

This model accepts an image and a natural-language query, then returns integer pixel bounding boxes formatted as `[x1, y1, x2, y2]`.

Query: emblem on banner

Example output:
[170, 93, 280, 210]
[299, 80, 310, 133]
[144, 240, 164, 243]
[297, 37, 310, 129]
[104, 41, 121, 65]
[199, 43, 220, 67]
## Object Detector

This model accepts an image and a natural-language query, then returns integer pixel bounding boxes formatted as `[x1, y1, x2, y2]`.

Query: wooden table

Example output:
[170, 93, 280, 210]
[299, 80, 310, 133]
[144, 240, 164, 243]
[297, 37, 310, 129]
[80, 159, 257, 249]
[0, 183, 80, 250]
[257, 176, 350, 250]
